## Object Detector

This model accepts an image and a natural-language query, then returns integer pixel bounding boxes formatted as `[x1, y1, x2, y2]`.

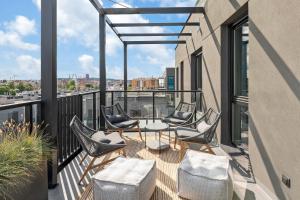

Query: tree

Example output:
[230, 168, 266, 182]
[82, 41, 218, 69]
[16, 82, 25, 92]
[24, 83, 33, 91]
[8, 82, 15, 90]
[67, 80, 76, 91]
[0, 85, 9, 95]
[85, 83, 94, 89]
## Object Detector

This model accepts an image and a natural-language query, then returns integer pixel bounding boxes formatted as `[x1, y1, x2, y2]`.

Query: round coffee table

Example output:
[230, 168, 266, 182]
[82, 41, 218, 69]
[144, 121, 170, 153]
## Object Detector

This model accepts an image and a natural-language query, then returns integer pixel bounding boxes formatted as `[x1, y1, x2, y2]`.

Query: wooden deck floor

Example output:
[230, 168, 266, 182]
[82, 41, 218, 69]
[49, 132, 272, 200]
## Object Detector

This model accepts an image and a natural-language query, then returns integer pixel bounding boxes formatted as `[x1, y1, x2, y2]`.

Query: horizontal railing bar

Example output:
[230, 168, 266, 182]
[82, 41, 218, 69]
[119, 33, 192, 37]
[0, 100, 41, 111]
[125, 40, 186, 44]
[112, 22, 199, 27]
[103, 7, 205, 15]
[108, 90, 202, 92]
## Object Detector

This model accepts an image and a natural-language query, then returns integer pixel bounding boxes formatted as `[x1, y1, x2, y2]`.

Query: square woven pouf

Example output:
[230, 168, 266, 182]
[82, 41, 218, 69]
[93, 157, 156, 200]
[177, 150, 233, 200]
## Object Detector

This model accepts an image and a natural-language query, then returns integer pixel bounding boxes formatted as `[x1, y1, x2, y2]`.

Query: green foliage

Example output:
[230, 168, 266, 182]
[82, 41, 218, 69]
[16, 82, 25, 92]
[0, 85, 9, 95]
[85, 83, 94, 89]
[67, 80, 76, 91]
[0, 121, 52, 200]
[7, 82, 14, 90]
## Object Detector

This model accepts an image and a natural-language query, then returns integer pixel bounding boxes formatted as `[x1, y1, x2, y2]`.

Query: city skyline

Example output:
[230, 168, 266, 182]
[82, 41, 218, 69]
[0, 0, 196, 80]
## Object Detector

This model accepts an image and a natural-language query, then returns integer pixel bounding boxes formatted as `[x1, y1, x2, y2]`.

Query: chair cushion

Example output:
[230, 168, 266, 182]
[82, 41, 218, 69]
[172, 110, 192, 120]
[162, 117, 186, 124]
[91, 131, 106, 139]
[114, 120, 138, 128]
[176, 127, 207, 143]
[92, 132, 125, 144]
[197, 121, 211, 133]
[106, 114, 127, 124]
[180, 150, 230, 180]
[93, 157, 156, 200]
[177, 150, 233, 200]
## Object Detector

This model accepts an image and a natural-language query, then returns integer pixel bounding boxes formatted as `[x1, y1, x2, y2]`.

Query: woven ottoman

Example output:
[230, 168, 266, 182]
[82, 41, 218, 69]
[177, 150, 233, 200]
[93, 157, 156, 200]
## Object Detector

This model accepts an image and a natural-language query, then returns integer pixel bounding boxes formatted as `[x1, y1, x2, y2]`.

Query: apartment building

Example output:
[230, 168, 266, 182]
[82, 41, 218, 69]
[175, 0, 300, 199]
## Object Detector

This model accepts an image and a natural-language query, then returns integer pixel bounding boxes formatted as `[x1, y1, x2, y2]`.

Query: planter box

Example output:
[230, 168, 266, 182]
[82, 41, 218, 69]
[8, 160, 48, 200]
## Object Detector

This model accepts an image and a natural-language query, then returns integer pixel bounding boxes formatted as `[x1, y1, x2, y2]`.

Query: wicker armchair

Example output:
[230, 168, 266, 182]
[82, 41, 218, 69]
[161, 101, 196, 127]
[101, 103, 142, 140]
[174, 108, 221, 160]
[70, 115, 126, 184]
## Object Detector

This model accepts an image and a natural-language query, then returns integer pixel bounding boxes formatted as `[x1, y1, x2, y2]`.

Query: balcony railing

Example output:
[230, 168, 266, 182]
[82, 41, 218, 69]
[0, 89, 202, 171]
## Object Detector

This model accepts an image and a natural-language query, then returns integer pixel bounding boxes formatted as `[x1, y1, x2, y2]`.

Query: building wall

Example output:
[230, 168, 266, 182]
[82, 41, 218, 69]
[175, 0, 300, 199]
[248, 0, 300, 199]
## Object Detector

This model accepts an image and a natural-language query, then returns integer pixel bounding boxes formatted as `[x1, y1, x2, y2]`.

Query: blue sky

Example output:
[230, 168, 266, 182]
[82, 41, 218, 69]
[0, 0, 196, 80]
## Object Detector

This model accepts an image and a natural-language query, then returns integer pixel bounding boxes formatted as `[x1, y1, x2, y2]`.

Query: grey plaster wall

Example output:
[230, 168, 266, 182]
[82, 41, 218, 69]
[175, 0, 300, 199]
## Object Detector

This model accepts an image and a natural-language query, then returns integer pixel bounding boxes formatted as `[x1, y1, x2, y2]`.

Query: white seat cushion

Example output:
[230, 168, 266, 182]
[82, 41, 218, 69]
[177, 150, 233, 200]
[93, 157, 156, 200]
[197, 121, 211, 133]
[180, 150, 229, 180]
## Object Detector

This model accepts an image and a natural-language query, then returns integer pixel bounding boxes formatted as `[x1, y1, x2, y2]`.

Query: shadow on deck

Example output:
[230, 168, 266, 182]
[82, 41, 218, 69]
[49, 131, 271, 200]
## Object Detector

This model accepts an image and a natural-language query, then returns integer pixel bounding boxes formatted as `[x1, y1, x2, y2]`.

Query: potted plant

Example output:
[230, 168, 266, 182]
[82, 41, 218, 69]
[0, 121, 52, 200]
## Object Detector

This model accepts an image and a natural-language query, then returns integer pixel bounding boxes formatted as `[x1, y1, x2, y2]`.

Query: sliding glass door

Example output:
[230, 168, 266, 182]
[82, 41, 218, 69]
[231, 18, 249, 151]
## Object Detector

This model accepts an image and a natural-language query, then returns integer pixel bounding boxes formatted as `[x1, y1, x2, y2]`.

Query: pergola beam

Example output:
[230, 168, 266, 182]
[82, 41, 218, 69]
[103, 7, 205, 15]
[112, 22, 199, 27]
[89, 0, 123, 42]
[119, 33, 192, 37]
[124, 40, 186, 45]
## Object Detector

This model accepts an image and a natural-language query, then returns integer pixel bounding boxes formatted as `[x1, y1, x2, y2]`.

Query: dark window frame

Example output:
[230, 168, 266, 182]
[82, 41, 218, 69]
[230, 16, 249, 150]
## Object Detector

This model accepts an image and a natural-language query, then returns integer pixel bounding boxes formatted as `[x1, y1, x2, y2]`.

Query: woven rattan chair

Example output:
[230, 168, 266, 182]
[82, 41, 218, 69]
[101, 103, 142, 140]
[161, 101, 196, 127]
[70, 115, 126, 184]
[175, 108, 221, 160]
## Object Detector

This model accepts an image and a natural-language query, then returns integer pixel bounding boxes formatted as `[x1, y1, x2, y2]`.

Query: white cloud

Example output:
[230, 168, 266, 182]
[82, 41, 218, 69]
[0, 16, 39, 51]
[16, 55, 41, 79]
[33, 0, 122, 55]
[6, 16, 36, 36]
[107, 66, 123, 79]
[32, 0, 41, 11]
[78, 54, 98, 76]
[0, 31, 39, 51]
[31, 0, 175, 78]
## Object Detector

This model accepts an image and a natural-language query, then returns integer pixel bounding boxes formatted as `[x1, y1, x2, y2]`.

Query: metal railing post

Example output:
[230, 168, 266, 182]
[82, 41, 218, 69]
[93, 92, 97, 130]
[152, 91, 155, 122]
[24, 104, 33, 132]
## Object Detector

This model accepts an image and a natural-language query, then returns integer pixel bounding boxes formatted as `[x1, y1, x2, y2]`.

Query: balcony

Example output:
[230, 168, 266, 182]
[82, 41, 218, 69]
[0, 0, 297, 199]
[0, 90, 263, 200]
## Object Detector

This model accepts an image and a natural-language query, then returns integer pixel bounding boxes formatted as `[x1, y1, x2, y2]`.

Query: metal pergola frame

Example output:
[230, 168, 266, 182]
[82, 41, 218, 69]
[88, 2, 204, 128]
[41, 0, 204, 186]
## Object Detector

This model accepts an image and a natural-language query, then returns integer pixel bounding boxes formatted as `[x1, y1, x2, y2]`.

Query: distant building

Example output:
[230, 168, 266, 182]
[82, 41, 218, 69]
[164, 68, 175, 90]
[131, 77, 159, 90]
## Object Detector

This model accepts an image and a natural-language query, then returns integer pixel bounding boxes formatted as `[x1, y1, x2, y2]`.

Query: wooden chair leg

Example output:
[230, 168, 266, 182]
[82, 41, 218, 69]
[179, 141, 187, 161]
[78, 157, 96, 184]
[137, 124, 143, 141]
[122, 148, 127, 157]
[79, 152, 88, 165]
[117, 129, 123, 138]
[174, 137, 177, 149]
[205, 144, 215, 155]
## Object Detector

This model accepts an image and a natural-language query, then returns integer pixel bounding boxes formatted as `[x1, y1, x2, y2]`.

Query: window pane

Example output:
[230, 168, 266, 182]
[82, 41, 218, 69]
[234, 21, 249, 96]
[232, 104, 249, 150]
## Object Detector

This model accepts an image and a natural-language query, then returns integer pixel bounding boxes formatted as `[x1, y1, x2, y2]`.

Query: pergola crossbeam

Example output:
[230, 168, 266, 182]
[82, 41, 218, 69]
[89, 0, 123, 42]
[119, 33, 192, 37]
[124, 40, 186, 45]
[103, 7, 205, 15]
[112, 22, 199, 27]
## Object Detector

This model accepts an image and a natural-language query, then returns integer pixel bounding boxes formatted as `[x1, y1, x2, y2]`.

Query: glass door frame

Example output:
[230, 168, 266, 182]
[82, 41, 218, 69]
[230, 16, 249, 148]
